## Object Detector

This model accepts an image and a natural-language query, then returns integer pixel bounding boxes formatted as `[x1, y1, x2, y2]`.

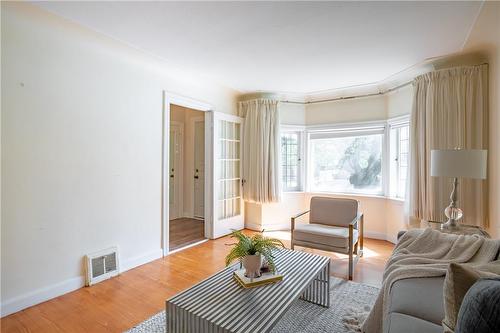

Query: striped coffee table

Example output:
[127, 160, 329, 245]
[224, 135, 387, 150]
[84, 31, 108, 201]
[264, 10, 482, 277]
[166, 248, 330, 333]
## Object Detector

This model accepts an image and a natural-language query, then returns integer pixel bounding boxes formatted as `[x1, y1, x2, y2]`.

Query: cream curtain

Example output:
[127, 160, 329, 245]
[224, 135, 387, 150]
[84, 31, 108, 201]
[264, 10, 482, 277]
[409, 64, 488, 227]
[239, 99, 281, 203]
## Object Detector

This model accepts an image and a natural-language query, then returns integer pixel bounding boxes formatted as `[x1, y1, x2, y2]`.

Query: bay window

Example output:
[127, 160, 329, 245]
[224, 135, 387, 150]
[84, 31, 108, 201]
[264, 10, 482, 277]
[308, 126, 384, 195]
[280, 117, 409, 197]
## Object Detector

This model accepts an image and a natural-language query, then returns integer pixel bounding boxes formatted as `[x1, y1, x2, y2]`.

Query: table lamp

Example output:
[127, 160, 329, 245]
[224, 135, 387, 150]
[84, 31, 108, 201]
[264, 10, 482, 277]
[430, 149, 487, 229]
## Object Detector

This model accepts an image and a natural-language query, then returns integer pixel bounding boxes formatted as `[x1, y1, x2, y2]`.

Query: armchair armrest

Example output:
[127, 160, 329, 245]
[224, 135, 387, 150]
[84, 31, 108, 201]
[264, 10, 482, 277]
[291, 210, 310, 231]
[349, 213, 364, 228]
[349, 212, 364, 249]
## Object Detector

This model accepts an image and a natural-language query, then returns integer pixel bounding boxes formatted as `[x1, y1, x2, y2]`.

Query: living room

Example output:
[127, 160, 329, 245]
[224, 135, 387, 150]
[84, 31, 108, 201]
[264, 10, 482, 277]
[1, 1, 500, 333]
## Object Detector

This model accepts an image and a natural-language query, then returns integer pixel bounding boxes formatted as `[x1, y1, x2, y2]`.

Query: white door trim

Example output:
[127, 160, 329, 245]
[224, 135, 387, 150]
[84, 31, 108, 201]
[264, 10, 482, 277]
[161, 91, 214, 256]
[169, 121, 184, 220]
[191, 116, 205, 219]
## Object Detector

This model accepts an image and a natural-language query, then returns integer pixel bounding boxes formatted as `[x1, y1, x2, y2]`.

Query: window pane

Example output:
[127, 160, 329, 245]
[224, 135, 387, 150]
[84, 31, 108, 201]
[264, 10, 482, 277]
[281, 132, 300, 191]
[397, 125, 410, 198]
[310, 134, 383, 194]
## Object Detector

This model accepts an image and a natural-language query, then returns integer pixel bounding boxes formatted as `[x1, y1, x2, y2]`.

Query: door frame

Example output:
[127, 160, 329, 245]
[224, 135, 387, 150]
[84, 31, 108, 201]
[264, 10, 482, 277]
[162, 91, 213, 256]
[191, 116, 205, 219]
[169, 121, 184, 220]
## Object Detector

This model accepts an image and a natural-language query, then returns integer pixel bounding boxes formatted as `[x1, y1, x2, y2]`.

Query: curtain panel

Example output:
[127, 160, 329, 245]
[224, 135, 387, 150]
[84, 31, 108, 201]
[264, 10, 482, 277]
[239, 99, 281, 203]
[409, 64, 488, 227]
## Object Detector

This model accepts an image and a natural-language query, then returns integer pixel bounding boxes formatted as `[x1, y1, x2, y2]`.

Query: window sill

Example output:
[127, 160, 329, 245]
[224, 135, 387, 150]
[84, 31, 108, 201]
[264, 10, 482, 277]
[307, 191, 386, 200]
[282, 191, 406, 203]
[387, 197, 405, 203]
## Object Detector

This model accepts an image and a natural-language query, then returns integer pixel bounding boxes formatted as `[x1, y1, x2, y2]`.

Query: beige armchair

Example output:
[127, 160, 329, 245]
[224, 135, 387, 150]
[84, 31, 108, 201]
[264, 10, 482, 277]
[291, 197, 364, 280]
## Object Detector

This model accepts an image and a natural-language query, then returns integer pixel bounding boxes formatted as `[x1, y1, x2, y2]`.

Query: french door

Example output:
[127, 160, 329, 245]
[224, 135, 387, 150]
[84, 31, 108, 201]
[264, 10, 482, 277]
[206, 112, 244, 239]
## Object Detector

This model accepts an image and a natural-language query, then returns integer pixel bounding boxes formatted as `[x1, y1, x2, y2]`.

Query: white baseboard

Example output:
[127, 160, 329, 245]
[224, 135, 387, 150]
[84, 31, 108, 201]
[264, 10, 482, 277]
[363, 231, 388, 241]
[262, 223, 290, 231]
[245, 222, 263, 231]
[0, 276, 85, 317]
[386, 234, 398, 244]
[364, 231, 398, 244]
[1, 248, 163, 318]
[120, 249, 163, 273]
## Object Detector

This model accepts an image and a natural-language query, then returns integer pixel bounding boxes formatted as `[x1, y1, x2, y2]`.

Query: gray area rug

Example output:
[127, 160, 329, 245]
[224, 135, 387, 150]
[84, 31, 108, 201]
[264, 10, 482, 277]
[125, 277, 379, 333]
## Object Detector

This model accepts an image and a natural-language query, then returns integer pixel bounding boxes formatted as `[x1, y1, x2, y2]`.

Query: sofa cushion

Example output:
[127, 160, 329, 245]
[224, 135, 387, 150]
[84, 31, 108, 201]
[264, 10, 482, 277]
[387, 312, 443, 333]
[389, 277, 445, 326]
[455, 278, 500, 333]
[443, 261, 500, 332]
[293, 223, 358, 249]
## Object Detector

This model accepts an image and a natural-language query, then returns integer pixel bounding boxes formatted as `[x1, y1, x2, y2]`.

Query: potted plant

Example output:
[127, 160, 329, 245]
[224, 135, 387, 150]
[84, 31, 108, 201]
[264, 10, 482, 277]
[225, 230, 285, 278]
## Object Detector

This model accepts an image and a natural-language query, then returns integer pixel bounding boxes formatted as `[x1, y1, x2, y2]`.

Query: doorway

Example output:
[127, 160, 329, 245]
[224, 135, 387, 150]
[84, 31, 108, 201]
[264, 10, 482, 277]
[168, 104, 206, 251]
[162, 92, 245, 256]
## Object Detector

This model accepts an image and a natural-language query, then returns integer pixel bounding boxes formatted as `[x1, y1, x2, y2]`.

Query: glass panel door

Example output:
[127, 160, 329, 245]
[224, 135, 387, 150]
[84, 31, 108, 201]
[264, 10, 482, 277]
[212, 113, 244, 238]
[218, 119, 241, 219]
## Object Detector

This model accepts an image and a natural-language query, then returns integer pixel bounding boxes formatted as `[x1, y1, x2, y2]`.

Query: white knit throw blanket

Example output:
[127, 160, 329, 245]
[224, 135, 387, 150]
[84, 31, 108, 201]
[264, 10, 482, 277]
[362, 228, 500, 333]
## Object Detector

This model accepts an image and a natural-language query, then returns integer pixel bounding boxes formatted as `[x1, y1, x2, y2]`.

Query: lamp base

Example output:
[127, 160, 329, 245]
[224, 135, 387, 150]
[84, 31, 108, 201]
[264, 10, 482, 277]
[441, 219, 460, 230]
[442, 177, 463, 231]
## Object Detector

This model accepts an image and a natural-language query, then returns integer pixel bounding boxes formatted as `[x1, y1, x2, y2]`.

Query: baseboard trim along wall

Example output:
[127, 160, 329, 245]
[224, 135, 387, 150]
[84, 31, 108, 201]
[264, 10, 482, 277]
[364, 231, 399, 244]
[1, 248, 163, 317]
[120, 249, 163, 273]
[0, 276, 86, 317]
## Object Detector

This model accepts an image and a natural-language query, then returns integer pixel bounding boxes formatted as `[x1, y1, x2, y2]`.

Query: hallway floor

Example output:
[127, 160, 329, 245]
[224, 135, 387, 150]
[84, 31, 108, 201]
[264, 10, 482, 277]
[169, 217, 205, 251]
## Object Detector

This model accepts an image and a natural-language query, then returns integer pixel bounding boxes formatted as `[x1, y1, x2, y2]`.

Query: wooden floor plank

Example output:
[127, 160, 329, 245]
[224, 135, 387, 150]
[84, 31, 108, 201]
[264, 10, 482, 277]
[169, 218, 205, 251]
[1, 230, 394, 333]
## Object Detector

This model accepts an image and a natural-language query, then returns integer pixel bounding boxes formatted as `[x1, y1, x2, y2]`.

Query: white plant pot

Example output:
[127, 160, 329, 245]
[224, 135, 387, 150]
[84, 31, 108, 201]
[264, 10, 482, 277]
[242, 254, 262, 278]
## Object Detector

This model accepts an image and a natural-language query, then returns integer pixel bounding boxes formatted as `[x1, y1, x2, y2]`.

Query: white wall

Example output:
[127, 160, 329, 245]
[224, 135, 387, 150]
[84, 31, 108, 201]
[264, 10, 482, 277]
[280, 102, 306, 125]
[245, 193, 308, 232]
[1, 2, 238, 316]
[462, 1, 500, 238]
[305, 94, 387, 125]
[387, 85, 413, 118]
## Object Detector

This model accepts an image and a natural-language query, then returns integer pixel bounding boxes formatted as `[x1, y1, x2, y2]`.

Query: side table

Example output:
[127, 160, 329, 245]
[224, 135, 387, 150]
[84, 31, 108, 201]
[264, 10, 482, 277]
[421, 220, 490, 238]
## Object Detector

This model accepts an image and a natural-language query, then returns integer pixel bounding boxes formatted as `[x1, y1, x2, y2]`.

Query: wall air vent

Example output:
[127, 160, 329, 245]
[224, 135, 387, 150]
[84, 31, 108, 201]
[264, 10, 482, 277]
[85, 246, 119, 286]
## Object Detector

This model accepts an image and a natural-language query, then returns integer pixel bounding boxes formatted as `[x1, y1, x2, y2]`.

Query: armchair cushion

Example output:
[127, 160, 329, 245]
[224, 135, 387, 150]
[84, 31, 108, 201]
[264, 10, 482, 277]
[310, 197, 358, 227]
[293, 223, 358, 249]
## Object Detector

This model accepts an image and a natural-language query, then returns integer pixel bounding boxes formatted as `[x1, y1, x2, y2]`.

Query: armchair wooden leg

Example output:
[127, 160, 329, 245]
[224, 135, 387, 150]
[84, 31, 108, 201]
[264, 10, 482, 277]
[348, 225, 353, 280]
[360, 214, 364, 256]
[348, 250, 353, 280]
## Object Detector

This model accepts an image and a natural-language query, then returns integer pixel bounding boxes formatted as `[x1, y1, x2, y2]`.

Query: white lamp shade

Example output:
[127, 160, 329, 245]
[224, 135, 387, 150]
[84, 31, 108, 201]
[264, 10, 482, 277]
[431, 149, 487, 179]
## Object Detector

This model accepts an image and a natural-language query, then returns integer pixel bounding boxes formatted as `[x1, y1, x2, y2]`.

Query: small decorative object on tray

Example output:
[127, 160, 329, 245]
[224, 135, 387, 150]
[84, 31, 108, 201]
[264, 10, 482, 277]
[233, 268, 283, 288]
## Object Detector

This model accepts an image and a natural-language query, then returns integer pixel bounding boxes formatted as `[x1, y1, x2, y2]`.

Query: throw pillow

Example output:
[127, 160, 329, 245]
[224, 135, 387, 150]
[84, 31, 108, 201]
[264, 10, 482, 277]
[442, 261, 500, 332]
[455, 278, 500, 333]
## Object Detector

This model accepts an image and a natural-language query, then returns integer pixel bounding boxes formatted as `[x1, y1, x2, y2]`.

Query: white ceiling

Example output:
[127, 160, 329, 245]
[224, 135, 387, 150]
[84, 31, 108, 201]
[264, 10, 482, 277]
[34, 1, 482, 95]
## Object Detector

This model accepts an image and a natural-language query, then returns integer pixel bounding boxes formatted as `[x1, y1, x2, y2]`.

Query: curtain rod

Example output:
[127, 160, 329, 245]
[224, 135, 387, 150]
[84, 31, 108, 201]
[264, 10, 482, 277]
[280, 81, 413, 105]
[284, 62, 489, 105]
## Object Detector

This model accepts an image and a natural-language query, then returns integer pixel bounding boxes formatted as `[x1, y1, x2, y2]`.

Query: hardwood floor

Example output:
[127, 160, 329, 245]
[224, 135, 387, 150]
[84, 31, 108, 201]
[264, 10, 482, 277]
[169, 218, 205, 251]
[0, 231, 394, 333]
